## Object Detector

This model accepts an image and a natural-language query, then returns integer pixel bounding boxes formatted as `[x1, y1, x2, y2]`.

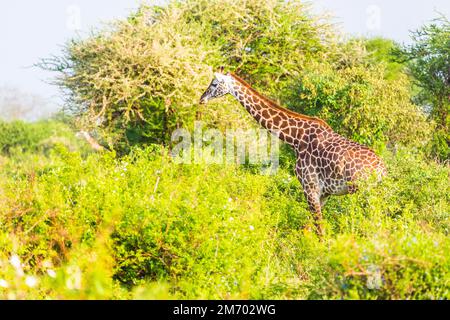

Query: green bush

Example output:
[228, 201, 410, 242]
[363, 37, 405, 81]
[43, 0, 431, 153]
[0, 145, 448, 299]
[282, 58, 432, 148]
[308, 149, 450, 299]
[2, 0, 445, 301]
[396, 17, 450, 161]
[43, 0, 336, 152]
[0, 120, 84, 155]
[0, 120, 41, 155]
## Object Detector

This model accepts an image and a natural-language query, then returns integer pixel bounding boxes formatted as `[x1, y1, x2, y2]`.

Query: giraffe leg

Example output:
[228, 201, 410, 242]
[303, 187, 325, 237]
[294, 161, 324, 237]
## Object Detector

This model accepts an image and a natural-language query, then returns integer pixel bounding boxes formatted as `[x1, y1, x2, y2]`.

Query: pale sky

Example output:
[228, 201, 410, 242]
[0, 0, 449, 120]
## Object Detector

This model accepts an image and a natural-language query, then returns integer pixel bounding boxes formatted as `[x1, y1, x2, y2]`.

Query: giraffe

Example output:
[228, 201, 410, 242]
[199, 67, 387, 236]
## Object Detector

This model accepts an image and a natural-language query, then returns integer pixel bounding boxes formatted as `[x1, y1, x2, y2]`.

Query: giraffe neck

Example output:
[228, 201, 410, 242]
[228, 74, 333, 147]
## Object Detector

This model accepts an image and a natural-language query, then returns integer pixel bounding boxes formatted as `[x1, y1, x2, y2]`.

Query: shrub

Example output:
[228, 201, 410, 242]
[0, 144, 448, 299]
[281, 46, 432, 149]
[0, 120, 41, 155]
[396, 16, 450, 161]
[0, 120, 84, 155]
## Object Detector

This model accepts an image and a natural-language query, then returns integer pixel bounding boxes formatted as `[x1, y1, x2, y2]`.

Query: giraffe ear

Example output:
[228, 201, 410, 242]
[216, 66, 224, 74]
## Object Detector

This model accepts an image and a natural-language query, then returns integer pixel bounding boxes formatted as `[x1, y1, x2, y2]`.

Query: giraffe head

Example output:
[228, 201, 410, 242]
[199, 66, 234, 104]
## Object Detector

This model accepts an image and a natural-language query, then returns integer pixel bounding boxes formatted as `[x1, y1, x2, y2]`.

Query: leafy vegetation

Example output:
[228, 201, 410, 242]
[282, 59, 431, 148]
[1, 0, 448, 299]
[42, 0, 432, 154]
[0, 119, 87, 155]
[364, 37, 405, 81]
[396, 16, 450, 160]
[0, 140, 448, 299]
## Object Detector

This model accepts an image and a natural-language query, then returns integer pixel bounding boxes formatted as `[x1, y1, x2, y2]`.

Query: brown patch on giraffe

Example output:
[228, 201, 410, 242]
[261, 110, 270, 119]
[272, 115, 282, 125]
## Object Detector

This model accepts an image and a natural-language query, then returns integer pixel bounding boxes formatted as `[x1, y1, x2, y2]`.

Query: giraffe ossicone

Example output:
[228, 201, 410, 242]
[200, 68, 387, 237]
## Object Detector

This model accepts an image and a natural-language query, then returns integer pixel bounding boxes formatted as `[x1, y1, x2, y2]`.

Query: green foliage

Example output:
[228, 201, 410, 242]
[309, 150, 450, 299]
[4, 0, 447, 301]
[282, 57, 431, 148]
[396, 16, 450, 160]
[42, 0, 337, 152]
[0, 141, 448, 299]
[363, 37, 405, 81]
[0, 120, 84, 155]
[0, 120, 40, 154]
[42, 0, 431, 153]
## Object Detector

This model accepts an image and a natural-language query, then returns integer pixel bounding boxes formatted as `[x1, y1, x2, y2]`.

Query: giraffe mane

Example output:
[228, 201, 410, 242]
[229, 73, 332, 130]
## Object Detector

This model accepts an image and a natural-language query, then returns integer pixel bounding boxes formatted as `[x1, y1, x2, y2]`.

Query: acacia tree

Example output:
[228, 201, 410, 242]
[41, 0, 432, 154]
[397, 16, 450, 160]
[40, 0, 335, 153]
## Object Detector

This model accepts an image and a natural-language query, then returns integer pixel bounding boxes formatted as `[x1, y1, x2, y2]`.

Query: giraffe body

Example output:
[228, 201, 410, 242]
[200, 69, 386, 235]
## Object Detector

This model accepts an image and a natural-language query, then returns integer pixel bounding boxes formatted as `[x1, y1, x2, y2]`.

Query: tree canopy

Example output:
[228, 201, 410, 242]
[396, 16, 450, 160]
[43, 0, 433, 154]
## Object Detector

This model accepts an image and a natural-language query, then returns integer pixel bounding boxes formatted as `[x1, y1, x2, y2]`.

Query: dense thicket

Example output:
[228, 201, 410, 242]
[43, 0, 432, 152]
[0, 120, 85, 155]
[0, 141, 449, 299]
[396, 17, 450, 160]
